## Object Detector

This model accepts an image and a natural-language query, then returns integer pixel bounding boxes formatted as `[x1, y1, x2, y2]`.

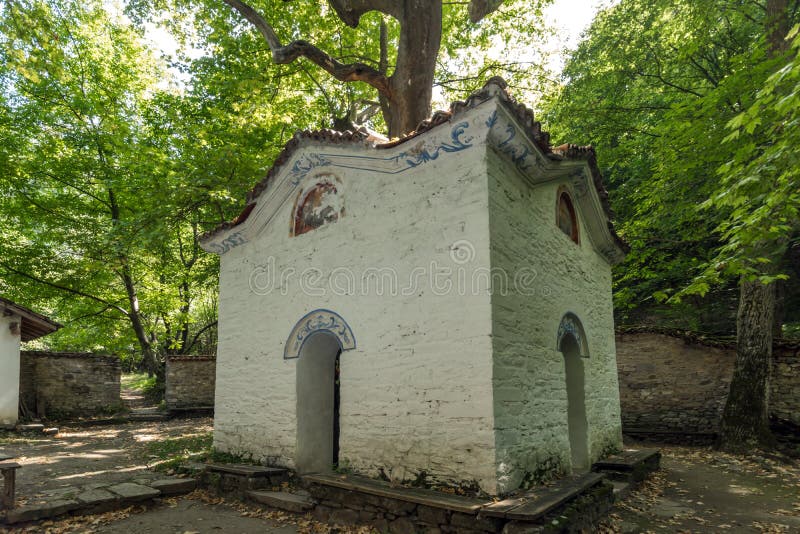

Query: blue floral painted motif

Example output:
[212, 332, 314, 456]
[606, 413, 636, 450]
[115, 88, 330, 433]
[284, 309, 356, 359]
[557, 313, 590, 357]
[209, 231, 247, 254]
[485, 110, 498, 129]
[391, 122, 473, 168]
[290, 154, 333, 185]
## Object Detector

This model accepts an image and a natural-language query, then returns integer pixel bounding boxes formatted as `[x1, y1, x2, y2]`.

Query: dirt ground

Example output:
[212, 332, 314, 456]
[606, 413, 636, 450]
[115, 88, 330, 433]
[2, 422, 799, 533]
[0, 418, 214, 502]
[604, 442, 800, 533]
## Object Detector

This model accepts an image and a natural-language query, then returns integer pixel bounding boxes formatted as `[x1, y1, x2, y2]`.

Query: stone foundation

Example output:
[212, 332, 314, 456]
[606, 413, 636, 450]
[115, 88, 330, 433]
[18, 351, 121, 419]
[307, 481, 614, 534]
[165, 356, 216, 412]
[616, 330, 800, 437]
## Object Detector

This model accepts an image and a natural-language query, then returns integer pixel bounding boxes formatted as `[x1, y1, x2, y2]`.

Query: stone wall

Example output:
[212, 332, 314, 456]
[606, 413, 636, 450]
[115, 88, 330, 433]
[18, 351, 121, 419]
[165, 355, 216, 411]
[616, 331, 800, 435]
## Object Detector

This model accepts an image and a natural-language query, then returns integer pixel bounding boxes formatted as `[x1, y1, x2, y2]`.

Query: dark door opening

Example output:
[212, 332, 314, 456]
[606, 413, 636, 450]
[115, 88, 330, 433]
[296, 332, 341, 473]
[561, 333, 589, 472]
[333, 349, 341, 468]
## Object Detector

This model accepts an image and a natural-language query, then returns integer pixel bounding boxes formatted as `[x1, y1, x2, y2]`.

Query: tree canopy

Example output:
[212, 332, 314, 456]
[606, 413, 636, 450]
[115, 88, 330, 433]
[0, 0, 554, 373]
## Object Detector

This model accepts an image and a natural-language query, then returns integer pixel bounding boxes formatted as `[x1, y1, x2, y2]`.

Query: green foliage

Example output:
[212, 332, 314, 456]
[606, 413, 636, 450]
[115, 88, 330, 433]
[144, 431, 213, 469]
[121, 372, 163, 402]
[0, 0, 275, 359]
[697, 26, 800, 287]
[543, 0, 799, 333]
[126, 0, 554, 130]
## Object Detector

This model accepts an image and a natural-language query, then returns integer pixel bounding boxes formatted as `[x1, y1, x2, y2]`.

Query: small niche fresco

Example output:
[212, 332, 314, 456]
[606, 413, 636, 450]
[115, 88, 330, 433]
[292, 176, 344, 237]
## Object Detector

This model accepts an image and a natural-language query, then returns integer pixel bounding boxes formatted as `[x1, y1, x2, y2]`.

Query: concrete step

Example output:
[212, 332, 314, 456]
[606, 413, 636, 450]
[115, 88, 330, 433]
[247, 490, 314, 513]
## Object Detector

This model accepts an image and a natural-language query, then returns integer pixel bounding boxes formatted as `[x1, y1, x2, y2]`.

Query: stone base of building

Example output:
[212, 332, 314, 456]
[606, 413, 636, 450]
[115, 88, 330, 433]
[306, 475, 614, 534]
[189, 449, 660, 533]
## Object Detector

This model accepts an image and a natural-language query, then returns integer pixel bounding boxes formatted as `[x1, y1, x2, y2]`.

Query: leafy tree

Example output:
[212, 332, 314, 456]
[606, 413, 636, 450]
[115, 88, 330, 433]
[544, 0, 799, 450]
[128, 0, 552, 137]
[710, 2, 799, 449]
[0, 0, 264, 374]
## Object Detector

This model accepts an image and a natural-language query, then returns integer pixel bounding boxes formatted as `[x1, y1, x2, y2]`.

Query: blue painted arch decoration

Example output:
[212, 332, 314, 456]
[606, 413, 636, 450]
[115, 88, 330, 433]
[556, 312, 590, 358]
[284, 309, 356, 359]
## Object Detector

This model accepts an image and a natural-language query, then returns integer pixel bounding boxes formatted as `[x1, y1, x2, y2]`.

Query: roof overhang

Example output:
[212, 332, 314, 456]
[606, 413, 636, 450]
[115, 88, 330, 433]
[0, 297, 61, 342]
[200, 77, 627, 265]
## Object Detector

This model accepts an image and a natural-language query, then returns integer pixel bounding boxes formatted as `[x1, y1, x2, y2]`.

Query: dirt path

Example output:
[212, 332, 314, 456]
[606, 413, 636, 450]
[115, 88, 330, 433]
[3, 428, 799, 533]
[94, 496, 299, 534]
[0, 418, 212, 502]
[120, 375, 159, 412]
[604, 443, 800, 533]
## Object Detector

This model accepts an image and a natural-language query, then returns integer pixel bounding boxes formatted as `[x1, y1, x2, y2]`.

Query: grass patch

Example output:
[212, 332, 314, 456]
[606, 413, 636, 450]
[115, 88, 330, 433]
[122, 372, 164, 403]
[139, 432, 261, 472]
[146, 432, 213, 459]
[144, 432, 213, 471]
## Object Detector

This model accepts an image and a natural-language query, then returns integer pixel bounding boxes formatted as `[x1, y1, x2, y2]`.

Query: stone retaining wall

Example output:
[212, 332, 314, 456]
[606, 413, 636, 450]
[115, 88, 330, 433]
[616, 331, 800, 435]
[19, 351, 121, 419]
[165, 355, 216, 411]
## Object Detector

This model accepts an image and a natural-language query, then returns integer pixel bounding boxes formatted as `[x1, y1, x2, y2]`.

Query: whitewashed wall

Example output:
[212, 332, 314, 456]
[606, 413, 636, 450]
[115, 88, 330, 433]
[213, 123, 500, 491]
[0, 312, 21, 427]
[488, 151, 622, 493]
[210, 95, 624, 495]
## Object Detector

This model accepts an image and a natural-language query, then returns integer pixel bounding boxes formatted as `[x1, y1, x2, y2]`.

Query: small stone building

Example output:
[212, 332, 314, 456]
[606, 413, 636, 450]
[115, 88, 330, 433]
[200, 78, 627, 495]
[0, 297, 61, 428]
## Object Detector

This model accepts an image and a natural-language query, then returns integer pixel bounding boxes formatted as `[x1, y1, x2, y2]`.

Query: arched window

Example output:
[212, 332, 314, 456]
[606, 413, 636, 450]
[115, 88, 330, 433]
[557, 188, 579, 244]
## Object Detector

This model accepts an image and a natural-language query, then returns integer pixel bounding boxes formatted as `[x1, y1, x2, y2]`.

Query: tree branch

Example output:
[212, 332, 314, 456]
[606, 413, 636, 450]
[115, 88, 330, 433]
[468, 0, 504, 22]
[328, 0, 402, 27]
[183, 320, 218, 354]
[0, 262, 129, 317]
[222, 0, 392, 97]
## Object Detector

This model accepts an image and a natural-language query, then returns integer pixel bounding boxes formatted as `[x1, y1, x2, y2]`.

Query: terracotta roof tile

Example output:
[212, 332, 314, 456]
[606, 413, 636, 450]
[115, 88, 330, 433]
[201, 77, 625, 252]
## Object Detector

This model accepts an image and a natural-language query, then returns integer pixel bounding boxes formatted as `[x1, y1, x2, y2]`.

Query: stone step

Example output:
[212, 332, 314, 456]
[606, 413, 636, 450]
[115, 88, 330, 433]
[127, 413, 168, 422]
[2, 478, 198, 524]
[592, 448, 661, 483]
[15, 424, 44, 432]
[206, 464, 287, 477]
[481, 472, 606, 521]
[149, 477, 198, 496]
[247, 490, 314, 513]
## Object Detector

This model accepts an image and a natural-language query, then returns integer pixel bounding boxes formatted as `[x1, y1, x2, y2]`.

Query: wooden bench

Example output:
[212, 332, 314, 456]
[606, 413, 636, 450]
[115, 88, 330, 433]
[0, 461, 21, 510]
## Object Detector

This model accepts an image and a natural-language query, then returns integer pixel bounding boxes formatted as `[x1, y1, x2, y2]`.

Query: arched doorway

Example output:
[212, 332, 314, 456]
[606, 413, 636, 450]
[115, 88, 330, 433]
[557, 313, 590, 472]
[295, 332, 341, 473]
[287, 309, 355, 474]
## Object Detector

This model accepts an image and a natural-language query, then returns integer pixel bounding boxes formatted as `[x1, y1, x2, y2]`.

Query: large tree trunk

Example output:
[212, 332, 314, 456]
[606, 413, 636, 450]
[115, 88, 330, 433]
[716, 0, 790, 453]
[109, 187, 162, 379]
[766, 0, 790, 56]
[384, 0, 442, 137]
[718, 279, 775, 451]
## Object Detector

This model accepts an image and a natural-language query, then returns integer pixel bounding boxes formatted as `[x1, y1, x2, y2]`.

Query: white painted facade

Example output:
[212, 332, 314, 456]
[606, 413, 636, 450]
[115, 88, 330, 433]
[202, 80, 625, 495]
[0, 312, 22, 428]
